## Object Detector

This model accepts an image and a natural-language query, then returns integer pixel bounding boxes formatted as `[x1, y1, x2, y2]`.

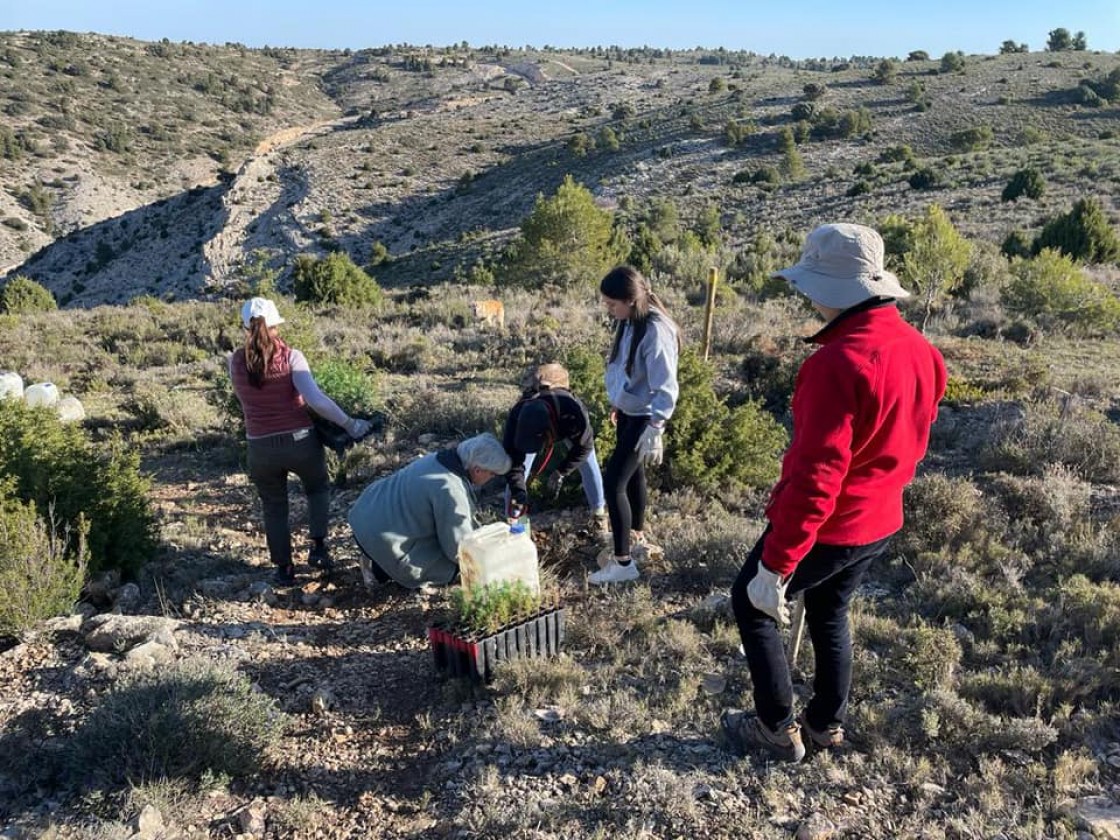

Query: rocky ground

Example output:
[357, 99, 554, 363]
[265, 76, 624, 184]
[4, 433, 1120, 839]
[0, 440, 745, 839]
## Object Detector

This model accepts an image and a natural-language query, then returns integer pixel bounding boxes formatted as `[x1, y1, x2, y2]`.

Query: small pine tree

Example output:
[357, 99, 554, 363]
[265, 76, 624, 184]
[901, 204, 972, 332]
[1046, 28, 1072, 51]
[292, 252, 384, 307]
[667, 348, 787, 492]
[0, 402, 156, 577]
[777, 127, 805, 179]
[1001, 168, 1046, 202]
[504, 175, 627, 289]
[1031, 198, 1120, 264]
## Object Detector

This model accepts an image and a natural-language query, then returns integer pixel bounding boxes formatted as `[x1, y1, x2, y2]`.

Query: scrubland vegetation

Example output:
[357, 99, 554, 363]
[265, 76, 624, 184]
[0, 26, 1119, 840]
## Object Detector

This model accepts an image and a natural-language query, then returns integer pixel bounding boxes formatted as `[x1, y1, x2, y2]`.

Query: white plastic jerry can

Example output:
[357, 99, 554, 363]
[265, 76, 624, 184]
[25, 382, 60, 408]
[0, 370, 23, 400]
[56, 395, 86, 423]
[457, 521, 540, 597]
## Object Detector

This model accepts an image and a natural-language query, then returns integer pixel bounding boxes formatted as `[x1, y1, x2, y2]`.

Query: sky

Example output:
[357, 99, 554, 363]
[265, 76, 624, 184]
[2, 1, 1118, 60]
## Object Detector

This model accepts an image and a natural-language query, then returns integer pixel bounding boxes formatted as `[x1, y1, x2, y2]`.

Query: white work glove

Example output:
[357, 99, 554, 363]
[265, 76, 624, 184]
[344, 417, 373, 440]
[746, 563, 791, 625]
[634, 423, 664, 467]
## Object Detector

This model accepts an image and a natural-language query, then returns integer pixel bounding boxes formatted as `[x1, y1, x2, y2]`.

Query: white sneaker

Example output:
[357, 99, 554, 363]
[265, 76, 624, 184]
[589, 558, 640, 585]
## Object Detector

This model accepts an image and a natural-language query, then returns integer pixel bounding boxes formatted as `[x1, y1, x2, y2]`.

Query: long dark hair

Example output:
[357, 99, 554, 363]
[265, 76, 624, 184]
[244, 318, 278, 388]
[600, 265, 680, 376]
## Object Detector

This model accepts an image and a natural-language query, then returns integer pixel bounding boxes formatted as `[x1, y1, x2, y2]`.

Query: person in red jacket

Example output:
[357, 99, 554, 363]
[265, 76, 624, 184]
[722, 223, 947, 762]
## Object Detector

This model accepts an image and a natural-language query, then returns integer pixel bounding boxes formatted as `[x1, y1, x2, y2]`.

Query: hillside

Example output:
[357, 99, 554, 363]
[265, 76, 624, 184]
[1, 34, 1118, 304]
[2, 31, 1120, 840]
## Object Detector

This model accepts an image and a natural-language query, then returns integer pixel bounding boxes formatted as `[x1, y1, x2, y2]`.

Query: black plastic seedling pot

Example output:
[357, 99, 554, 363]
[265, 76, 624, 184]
[429, 607, 567, 683]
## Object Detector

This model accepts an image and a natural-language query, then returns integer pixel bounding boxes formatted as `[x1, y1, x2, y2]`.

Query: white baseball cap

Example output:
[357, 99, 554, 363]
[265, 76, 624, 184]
[774, 223, 911, 309]
[240, 297, 285, 328]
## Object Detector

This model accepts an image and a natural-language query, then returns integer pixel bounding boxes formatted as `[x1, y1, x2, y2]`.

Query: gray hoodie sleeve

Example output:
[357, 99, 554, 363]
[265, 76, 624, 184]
[289, 349, 351, 426]
[644, 317, 679, 425]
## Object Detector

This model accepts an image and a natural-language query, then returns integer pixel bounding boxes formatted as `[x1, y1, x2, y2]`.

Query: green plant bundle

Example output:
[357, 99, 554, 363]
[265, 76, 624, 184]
[450, 580, 545, 636]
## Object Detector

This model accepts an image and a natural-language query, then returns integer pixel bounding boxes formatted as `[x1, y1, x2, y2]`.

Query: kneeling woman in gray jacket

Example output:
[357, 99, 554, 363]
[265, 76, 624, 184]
[348, 433, 511, 590]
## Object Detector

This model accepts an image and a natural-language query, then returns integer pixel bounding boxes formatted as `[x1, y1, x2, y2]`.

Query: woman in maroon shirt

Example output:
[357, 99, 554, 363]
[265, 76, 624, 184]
[230, 297, 371, 585]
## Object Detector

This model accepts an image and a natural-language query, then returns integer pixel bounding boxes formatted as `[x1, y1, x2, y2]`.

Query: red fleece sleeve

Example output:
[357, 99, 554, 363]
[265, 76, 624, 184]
[762, 352, 859, 576]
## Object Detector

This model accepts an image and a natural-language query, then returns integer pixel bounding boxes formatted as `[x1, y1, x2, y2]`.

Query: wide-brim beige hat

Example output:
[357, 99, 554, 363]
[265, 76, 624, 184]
[774, 223, 911, 309]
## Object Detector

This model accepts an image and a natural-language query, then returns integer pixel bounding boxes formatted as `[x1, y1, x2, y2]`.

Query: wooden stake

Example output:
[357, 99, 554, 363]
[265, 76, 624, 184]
[702, 266, 718, 361]
[787, 592, 806, 667]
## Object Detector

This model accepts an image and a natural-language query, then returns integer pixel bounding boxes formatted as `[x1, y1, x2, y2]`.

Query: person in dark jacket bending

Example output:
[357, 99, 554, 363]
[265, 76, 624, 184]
[503, 363, 608, 536]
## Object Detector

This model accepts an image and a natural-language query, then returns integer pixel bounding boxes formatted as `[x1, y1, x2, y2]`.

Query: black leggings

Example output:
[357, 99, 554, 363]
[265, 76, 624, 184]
[604, 412, 649, 557]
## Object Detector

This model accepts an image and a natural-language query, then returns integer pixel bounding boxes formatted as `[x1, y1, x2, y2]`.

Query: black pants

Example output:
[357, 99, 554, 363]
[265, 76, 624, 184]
[604, 412, 649, 557]
[731, 527, 891, 732]
[246, 430, 330, 567]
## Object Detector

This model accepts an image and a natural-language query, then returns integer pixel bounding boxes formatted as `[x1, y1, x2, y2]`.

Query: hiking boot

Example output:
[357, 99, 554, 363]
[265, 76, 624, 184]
[589, 557, 640, 585]
[720, 708, 806, 763]
[308, 542, 334, 572]
[273, 563, 297, 586]
[800, 712, 844, 750]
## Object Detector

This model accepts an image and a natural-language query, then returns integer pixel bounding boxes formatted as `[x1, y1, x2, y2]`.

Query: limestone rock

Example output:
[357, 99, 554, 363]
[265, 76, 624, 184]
[82, 614, 180, 653]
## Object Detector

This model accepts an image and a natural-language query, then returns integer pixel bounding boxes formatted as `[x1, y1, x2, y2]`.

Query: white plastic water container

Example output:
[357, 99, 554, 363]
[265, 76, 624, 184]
[56, 395, 85, 423]
[0, 371, 22, 400]
[25, 382, 59, 408]
[458, 521, 540, 597]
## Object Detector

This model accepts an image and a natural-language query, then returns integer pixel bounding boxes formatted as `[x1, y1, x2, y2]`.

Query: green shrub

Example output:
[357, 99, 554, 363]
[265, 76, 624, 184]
[0, 274, 57, 314]
[309, 356, 379, 415]
[292, 252, 384, 308]
[847, 180, 872, 197]
[1031, 198, 1120, 265]
[982, 396, 1120, 483]
[1002, 249, 1120, 334]
[667, 348, 787, 492]
[942, 375, 987, 405]
[878, 144, 915, 164]
[563, 344, 615, 456]
[1001, 229, 1032, 259]
[949, 126, 994, 152]
[899, 624, 962, 691]
[898, 474, 988, 560]
[751, 166, 781, 186]
[0, 486, 86, 637]
[0, 401, 156, 577]
[939, 51, 966, 73]
[908, 167, 942, 190]
[890, 689, 1057, 755]
[65, 658, 285, 788]
[1052, 575, 1120, 657]
[1001, 167, 1045, 202]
